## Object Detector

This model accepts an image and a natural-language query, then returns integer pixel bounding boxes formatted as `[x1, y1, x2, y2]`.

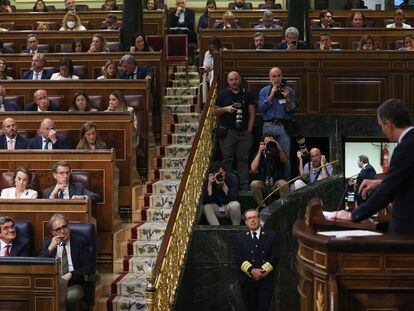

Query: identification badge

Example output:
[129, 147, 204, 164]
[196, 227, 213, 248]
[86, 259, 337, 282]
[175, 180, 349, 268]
[279, 99, 286, 104]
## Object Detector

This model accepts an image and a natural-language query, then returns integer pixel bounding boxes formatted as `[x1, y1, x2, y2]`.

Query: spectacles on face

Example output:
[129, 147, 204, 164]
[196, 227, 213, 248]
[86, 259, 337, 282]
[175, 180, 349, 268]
[1, 225, 15, 232]
[57, 171, 70, 176]
[246, 216, 258, 221]
[52, 224, 68, 233]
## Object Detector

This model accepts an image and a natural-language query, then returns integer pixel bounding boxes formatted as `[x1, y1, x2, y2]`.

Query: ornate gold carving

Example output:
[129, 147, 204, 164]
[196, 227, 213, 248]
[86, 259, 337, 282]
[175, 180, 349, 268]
[147, 86, 218, 310]
[316, 284, 325, 311]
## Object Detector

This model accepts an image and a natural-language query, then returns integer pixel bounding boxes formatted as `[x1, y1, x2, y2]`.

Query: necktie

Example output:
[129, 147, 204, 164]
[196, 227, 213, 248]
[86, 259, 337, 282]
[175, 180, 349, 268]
[34, 72, 40, 80]
[61, 243, 69, 275]
[4, 244, 10, 256]
[129, 72, 135, 79]
[43, 139, 50, 150]
[7, 140, 13, 150]
[252, 231, 258, 241]
[57, 190, 64, 199]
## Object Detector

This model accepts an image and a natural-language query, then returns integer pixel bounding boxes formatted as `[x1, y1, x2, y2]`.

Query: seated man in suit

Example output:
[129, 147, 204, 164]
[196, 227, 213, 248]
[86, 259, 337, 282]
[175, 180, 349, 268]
[119, 54, 153, 80]
[254, 10, 281, 29]
[65, 0, 87, 12]
[27, 118, 71, 150]
[313, 10, 334, 29]
[214, 10, 240, 29]
[0, 40, 14, 53]
[21, 34, 40, 54]
[101, 13, 118, 30]
[0, 85, 21, 111]
[169, 0, 196, 43]
[43, 161, 100, 203]
[253, 32, 265, 50]
[228, 0, 252, 10]
[0, 216, 31, 257]
[275, 27, 308, 50]
[40, 213, 93, 311]
[0, 117, 28, 149]
[24, 89, 60, 111]
[22, 53, 52, 80]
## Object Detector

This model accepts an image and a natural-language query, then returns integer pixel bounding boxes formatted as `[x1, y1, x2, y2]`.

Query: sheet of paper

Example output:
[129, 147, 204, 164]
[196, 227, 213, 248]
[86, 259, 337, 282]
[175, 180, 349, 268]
[318, 230, 383, 237]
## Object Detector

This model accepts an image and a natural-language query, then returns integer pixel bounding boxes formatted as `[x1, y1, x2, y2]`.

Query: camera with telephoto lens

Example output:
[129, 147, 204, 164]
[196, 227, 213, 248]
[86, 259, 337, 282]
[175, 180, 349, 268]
[264, 140, 279, 159]
[296, 135, 310, 162]
[215, 172, 224, 182]
[233, 102, 243, 129]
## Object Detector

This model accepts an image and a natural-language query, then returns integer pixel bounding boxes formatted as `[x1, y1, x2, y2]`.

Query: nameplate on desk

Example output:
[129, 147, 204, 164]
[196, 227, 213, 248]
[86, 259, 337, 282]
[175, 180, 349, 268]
[318, 230, 383, 238]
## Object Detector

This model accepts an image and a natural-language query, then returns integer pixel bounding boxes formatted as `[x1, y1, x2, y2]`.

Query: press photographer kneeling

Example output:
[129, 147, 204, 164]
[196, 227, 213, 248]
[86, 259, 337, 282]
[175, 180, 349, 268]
[250, 134, 289, 209]
[202, 161, 241, 225]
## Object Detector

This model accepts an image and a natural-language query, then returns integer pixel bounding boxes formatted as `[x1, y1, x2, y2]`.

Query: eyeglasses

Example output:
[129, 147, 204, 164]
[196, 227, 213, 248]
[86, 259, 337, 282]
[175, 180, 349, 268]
[57, 171, 70, 176]
[1, 225, 15, 232]
[52, 224, 68, 233]
[246, 216, 258, 221]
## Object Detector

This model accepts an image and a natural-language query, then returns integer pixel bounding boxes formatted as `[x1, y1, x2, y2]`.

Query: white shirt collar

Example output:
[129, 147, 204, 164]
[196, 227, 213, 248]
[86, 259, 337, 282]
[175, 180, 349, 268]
[398, 126, 414, 143]
[0, 239, 11, 255]
[251, 227, 261, 239]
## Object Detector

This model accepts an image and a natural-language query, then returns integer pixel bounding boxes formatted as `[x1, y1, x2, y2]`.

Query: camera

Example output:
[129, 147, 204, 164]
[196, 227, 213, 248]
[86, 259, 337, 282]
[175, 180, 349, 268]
[296, 135, 310, 162]
[215, 173, 224, 182]
[233, 101, 243, 129]
[264, 140, 279, 159]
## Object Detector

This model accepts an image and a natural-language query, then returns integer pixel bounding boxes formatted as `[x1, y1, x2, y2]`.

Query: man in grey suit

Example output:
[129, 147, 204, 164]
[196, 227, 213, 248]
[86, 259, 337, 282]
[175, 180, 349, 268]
[43, 161, 100, 204]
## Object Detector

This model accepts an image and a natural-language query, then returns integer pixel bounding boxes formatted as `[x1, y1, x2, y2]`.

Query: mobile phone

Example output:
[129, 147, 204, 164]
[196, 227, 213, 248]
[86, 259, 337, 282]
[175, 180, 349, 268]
[291, 41, 297, 46]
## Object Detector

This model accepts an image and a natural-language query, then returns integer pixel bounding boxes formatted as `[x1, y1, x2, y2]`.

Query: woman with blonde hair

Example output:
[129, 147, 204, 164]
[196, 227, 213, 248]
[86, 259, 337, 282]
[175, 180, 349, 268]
[87, 34, 110, 53]
[97, 60, 119, 79]
[106, 90, 136, 127]
[60, 12, 86, 31]
[76, 121, 107, 150]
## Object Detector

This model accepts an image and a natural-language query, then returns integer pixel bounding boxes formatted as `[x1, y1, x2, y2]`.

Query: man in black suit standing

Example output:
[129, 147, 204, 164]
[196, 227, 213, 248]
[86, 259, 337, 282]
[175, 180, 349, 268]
[169, 0, 196, 43]
[40, 213, 93, 311]
[22, 53, 52, 80]
[0, 216, 31, 257]
[0, 86, 21, 111]
[43, 161, 100, 203]
[351, 155, 376, 205]
[235, 209, 278, 311]
[24, 89, 60, 111]
[336, 98, 414, 234]
[0, 118, 28, 149]
[27, 118, 71, 150]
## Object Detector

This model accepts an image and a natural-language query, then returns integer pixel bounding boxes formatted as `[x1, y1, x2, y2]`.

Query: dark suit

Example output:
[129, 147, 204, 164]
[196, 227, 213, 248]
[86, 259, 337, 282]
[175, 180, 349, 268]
[213, 22, 240, 29]
[169, 8, 196, 43]
[9, 236, 32, 257]
[352, 128, 414, 234]
[228, 2, 253, 9]
[275, 40, 308, 50]
[22, 69, 53, 80]
[27, 134, 71, 149]
[355, 163, 376, 205]
[24, 101, 60, 111]
[20, 49, 39, 54]
[39, 232, 93, 286]
[118, 66, 153, 80]
[1, 100, 21, 111]
[43, 182, 101, 204]
[0, 134, 28, 149]
[235, 228, 278, 311]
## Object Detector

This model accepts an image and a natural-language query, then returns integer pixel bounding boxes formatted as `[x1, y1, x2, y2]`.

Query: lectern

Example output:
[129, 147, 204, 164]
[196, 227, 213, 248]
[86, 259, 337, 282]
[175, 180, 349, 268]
[293, 198, 414, 311]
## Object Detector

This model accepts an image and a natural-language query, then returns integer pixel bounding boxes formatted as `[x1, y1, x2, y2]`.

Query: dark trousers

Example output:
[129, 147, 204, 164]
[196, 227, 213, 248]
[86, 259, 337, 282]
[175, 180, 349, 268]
[219, 129, 252, 191]
[241, 282, 273, 311]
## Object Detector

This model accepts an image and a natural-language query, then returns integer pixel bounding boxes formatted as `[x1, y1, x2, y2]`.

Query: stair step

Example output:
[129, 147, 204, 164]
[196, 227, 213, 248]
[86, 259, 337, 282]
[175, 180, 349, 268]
[164, 95, 197, 105]
[172, 122, 199, 134]
[174, 112, 200, 123]
[128, 257, 156, 274]
[146, 193, 177, 209]
[170, 133, 195, 145]
[136, 222, 167, 240]
[171, 79, 200, 87]
[161, 157, 188, 170]
[146, 208, 172, 222]
[163, 104, 194, 114]
[111, 294, 147, 309]
[157, 168, 184, 180]
[165, 144, 192, 157]
[172, 72, 199, 80]
[132, 239, 162, 257]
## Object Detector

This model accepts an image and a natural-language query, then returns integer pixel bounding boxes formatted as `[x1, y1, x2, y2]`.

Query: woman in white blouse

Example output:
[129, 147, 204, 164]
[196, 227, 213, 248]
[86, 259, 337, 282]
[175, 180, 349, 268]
[0, 166, 38, 199]
[50, 58, 79, 80]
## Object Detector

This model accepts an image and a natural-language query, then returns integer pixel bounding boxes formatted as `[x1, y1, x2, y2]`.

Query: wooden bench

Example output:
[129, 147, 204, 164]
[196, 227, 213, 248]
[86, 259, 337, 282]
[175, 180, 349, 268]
[0, 258, 64, 311]
[0, 150, 119, 266]
[199, 28, 283, 62]
[0, 10, 166, 35]
[214, 49, 414, 115]
[310, 28, 414, 50]
[0, 199, 91, 255]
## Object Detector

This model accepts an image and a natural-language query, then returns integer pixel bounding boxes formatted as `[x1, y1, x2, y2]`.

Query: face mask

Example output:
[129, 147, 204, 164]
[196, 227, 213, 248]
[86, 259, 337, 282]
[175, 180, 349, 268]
[67, 21, 76, 29]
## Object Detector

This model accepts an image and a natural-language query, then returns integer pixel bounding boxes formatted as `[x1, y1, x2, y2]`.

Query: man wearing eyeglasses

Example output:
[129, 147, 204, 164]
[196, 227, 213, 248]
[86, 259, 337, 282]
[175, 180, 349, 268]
[40, 213, 93, 311]
[43, 161, 100, 203]
[235, 209, 278, 311]
[0, 216, 31, 257]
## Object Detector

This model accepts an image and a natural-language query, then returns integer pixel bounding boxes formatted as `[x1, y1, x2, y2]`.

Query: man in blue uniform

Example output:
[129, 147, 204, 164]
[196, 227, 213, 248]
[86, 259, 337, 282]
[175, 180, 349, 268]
[235, 209, 278, 311]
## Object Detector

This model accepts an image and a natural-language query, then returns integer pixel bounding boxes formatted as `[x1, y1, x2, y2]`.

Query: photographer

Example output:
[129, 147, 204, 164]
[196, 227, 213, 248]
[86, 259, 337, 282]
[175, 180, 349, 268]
[250, 134, 289, 209]
[214, 71, 255, 191]
[202, 161, 241, 225]
[258, 67, 296, 179]
[293, 147, 333, 190]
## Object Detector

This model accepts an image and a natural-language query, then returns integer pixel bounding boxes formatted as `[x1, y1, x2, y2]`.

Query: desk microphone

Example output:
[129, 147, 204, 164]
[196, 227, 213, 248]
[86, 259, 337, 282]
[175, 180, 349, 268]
[332, 174, 358, 228]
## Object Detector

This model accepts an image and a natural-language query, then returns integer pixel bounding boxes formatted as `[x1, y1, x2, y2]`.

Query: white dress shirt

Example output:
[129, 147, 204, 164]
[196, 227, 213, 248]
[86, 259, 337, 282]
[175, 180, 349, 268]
[56, 241, 74, 272]
[0, 240, 12, 256]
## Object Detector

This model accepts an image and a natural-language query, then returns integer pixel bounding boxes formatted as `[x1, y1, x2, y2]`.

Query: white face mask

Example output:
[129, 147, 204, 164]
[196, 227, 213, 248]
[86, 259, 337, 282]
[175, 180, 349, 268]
[67, 21, 76, 29]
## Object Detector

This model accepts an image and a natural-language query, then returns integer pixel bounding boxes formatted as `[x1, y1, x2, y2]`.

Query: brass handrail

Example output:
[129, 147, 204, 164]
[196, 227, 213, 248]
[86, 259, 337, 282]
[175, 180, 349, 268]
[146, 78, 218, 310]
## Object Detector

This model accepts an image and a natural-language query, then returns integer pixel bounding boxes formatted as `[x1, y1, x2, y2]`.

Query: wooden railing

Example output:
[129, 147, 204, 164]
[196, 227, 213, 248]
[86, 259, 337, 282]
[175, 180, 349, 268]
[146, 78, 218, 310]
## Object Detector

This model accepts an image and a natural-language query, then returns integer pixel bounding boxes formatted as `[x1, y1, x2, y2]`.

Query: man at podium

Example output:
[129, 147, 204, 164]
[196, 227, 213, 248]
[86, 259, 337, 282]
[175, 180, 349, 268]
[336, 98, 414, 234]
